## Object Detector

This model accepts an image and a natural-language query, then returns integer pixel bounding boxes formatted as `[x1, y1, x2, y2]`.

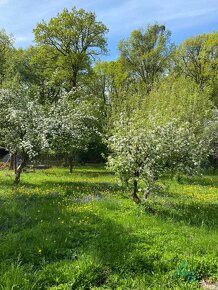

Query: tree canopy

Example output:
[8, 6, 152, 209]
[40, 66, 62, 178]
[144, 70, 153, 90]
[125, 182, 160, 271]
[34, 7, 108, 91]
[0, 7, 217, 186]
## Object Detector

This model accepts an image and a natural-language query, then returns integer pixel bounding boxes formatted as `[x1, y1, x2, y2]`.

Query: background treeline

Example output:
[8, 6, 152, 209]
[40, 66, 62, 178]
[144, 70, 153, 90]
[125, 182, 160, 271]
[0, 7, 217, 185]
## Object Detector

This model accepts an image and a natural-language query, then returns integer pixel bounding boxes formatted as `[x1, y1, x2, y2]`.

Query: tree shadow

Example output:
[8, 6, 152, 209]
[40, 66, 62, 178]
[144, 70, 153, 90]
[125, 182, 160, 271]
[73, 171, 115, 178]
[41, 180, 125, 195]
[144, 199, 218, 230]
[177, 175, 218, 188]
[1, 168, 217, 288]
[0, 176, 125, 198]
[0, 191, 159, 289]
[38, 170, 114, 176]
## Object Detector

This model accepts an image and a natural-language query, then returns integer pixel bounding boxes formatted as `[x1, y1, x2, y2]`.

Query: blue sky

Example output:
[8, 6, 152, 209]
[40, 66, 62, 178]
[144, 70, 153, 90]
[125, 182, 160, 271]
[0, 0, 217, 60]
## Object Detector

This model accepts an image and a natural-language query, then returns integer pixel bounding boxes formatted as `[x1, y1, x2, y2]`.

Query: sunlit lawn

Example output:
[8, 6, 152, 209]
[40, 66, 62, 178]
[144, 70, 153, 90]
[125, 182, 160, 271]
[0, 165, 217, 289]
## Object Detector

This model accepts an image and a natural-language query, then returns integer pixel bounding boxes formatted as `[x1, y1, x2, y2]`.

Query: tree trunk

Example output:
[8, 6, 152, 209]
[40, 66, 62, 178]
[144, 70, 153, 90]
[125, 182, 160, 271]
[70, 69, 77, 91]
[14, 157, 27, 185]
[144, 178, 156, 200]
[9, 153, 14, 170]
[69, 158, 73, 174]
[131, 179, 141, 204]
[144, 190, 150, 200]
[14, 152, 17, 174]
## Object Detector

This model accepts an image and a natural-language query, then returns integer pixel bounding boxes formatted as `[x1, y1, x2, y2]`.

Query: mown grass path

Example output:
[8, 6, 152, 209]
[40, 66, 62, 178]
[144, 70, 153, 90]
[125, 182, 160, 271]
[0, 166, 217, 289]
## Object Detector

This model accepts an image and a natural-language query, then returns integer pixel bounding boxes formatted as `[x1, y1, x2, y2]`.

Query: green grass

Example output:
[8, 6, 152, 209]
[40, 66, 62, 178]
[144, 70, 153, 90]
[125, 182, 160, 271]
[0, 165, 217, 289]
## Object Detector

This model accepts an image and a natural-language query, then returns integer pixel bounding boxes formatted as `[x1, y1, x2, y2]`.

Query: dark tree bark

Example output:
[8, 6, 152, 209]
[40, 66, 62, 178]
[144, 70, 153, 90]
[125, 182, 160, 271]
[69, 158, 73, 174]
[131, 179, 141, 204]
[14, 152, 17, 174]
[9, 153, 14, 170]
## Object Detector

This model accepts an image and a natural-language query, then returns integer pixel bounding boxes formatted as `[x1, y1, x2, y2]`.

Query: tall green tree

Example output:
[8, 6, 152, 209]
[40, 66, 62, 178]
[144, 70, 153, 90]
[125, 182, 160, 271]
[33, 7, 108, 92]
[118, 24, 174, 93]
[174, 32, 218, 106]
[14, 46, 64, 101]
[92, 60, 144, 133]
[0, 29, 14, 86]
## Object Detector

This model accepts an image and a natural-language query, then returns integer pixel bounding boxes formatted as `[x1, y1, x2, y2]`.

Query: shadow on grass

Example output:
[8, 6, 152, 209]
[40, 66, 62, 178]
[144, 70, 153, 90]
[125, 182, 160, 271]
[0, 191, 159, 289]
[0, 169, 217, 288]
[41, 180, 124, 195]
[39, 170, 114, 177]
[1, 171, 217, 232]
[177, 175, 218, 188]
[0, 179, 125, 198]
[145, 199, 218, 230]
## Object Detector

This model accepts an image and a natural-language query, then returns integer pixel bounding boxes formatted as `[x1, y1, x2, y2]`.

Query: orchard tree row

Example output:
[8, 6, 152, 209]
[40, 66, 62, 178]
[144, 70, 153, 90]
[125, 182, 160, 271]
[0, 7, 217, 201]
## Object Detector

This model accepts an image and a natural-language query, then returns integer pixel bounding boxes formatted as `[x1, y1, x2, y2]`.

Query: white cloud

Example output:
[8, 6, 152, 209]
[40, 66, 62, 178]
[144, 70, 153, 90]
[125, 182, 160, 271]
[15, 35, 33, 47]
[1, 0, 217, 52]
[16, 36, 30, 42]
[86, 0, 218, 36]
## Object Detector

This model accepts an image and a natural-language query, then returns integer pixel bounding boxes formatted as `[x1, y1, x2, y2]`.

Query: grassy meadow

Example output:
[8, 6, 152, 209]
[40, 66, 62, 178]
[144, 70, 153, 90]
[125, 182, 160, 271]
[0, 165, 217, 289]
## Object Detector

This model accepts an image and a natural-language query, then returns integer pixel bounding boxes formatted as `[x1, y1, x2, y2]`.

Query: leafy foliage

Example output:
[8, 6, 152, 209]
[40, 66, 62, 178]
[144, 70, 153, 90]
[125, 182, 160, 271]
[0, 29, 14, 86]
[119, 24, 174, 93]
[174, 32, 218, 106]
[34, 7, 108, 91]
[0, 6, 217, 289]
